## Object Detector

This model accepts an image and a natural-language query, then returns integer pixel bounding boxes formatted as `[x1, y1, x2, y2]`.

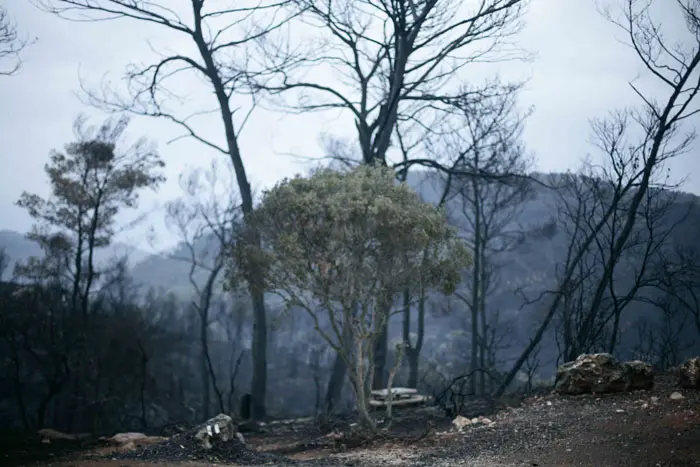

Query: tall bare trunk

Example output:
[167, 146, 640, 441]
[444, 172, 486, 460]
[372, 323, 388, 389]
[250, 287, 267, 419]
[191, 8, 268, 419]
[470, 171, 482, 396]
[325, 319, 351, 414]
[405, 287, 426, 388]
[200, 315, 210, 419]
[325, 351, 347, 414]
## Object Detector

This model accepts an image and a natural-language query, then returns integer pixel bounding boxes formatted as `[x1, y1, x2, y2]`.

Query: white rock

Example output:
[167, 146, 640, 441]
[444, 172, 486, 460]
[194, 414, 236, 450]
[670, 392, 685, 401]
[451, 415, 472, 431]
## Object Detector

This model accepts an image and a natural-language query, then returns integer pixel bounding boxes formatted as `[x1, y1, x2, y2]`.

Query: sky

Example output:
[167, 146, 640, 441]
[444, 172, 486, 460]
[1, 0, 698, 253]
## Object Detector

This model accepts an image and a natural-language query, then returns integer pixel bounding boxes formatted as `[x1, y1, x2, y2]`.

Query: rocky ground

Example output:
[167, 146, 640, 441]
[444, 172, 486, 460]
[3, 374, 699, 467]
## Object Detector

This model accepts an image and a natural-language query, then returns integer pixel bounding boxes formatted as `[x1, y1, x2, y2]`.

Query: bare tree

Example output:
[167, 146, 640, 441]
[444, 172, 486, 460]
[165, 159, 243, 418]
[258, 0, 526, 169]
[36, 0, 297, 419]
[0, 6, 32, 76]
[653, 240, 700, 336]
[548, 144, 685, 364]
[494, 0, 700, 398]
[17, 114, 165, 320]
[10, 115, 164, 429]
[434, 85, 532, 396]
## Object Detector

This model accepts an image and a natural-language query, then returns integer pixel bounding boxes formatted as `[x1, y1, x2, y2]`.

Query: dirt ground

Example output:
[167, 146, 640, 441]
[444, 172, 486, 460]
[6, 374, 700, 467]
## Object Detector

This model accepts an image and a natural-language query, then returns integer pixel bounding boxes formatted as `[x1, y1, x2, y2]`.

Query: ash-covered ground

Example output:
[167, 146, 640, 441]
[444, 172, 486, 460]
[6, 373, 699, 467]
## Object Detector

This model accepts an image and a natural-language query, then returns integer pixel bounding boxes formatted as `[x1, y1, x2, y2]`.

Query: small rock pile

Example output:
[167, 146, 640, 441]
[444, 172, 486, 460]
[451, 415, 494, 431]
[554, 354, 700, 396]
[677, 356, 700, 389]
[101, 432, 166, 452]
[112, 414, 289, 465]
[555, 353, 653, 395]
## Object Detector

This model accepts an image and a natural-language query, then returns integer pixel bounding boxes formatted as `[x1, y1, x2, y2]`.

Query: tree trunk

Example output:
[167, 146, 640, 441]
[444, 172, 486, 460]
[192, 10, 268, 420]
[326, 316, 352, 413]
[479, 293, 487, 396]
[349, 342, 377, 432]
[324, 349, 347, 414]
[200, 315, 210, 420]
[406, 349, 419, 388]
[250, 287, 267, 420]
[470, 190, 481, 396]
[406, 288, 426, 388]
[372, 323, 388, 390]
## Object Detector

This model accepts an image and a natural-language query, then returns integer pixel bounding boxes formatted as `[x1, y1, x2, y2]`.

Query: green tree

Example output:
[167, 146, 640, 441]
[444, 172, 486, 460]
[12, 114, 164, 429]
[16, 114, 165, 319]
[236, 165, 471, 430]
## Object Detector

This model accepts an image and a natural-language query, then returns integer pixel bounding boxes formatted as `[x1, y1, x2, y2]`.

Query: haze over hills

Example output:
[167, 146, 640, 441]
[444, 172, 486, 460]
[2, 170, 698, 299]
[0, 229, 152, 281]
[1, 168, 699, 426]
[3, 170, 698, 370]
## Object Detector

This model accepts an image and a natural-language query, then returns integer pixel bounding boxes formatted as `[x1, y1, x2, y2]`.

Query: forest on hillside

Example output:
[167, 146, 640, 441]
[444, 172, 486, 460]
[1, 0, 699, 437]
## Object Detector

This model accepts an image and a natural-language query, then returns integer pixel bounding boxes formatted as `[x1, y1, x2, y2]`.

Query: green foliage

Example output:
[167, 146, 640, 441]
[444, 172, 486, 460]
[234, 164, 470, 429]
[241, 164, 471, 307]
[15, 114, 165, 293]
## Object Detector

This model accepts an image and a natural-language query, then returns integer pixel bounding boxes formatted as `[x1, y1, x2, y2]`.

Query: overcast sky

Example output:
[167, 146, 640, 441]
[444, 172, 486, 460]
[1, 0, 698, 252]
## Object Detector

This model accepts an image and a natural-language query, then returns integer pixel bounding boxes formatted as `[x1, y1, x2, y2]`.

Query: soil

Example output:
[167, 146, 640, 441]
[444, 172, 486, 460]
[5, 374, 699, 467]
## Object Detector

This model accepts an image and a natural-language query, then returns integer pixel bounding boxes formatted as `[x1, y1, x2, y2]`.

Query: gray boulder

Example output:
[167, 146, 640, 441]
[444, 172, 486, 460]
[678, 357, 700, 389]
[555, 353, 653, 395]
[193, 413, 237, 450]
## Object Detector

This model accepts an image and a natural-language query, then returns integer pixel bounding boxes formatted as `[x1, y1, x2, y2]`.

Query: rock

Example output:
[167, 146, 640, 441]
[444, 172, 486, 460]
[452, 415, 494, 430]
[37, 428, 77, 441]
[452, 415, 472, 431]
[193, 413, 237, 450]
[37, 428, 91, 442]
[670, 391, 685, 401]
[678, 357, 700, 389]
[102, 432, 167, 452]
[554, 353, 654, 395]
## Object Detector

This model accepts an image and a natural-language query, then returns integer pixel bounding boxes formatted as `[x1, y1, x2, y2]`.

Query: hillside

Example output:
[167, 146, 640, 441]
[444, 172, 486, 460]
[2, 171, 699, 377]
[0, 230, 151, 281]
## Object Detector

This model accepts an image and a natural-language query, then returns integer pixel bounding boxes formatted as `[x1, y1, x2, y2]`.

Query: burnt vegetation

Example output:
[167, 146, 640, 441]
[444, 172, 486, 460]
[1, 0, 700, 465]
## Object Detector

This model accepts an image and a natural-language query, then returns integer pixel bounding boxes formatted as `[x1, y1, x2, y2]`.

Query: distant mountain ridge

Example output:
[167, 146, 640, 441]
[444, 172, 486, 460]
[2, 171, 698, 372]
[0, 229, 152, 281]
[2, 171, 698, 298]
